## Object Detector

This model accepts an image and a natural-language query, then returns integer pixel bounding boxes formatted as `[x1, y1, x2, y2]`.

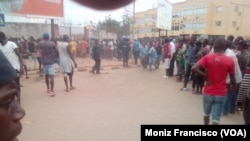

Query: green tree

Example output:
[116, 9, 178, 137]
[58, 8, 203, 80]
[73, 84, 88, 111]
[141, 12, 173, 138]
[96, 12, 130, 38]
[120, 8, 131, 37]
[96, 15, 120, 33]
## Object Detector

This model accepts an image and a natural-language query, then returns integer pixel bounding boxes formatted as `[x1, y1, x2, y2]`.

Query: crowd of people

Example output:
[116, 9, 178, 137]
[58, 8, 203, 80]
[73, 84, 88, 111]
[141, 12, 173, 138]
[1, 0, 250, 140]
[1, 30, 250, 125]
[127, 35, 250, 125]
[1, 30, 250, 141]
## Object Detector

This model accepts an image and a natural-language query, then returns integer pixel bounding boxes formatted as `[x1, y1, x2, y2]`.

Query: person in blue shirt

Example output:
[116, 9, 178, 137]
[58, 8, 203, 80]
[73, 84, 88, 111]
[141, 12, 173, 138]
[133, 38, 140, 65]
[139, 40, 148, 69]
[148, 41, 158, 71]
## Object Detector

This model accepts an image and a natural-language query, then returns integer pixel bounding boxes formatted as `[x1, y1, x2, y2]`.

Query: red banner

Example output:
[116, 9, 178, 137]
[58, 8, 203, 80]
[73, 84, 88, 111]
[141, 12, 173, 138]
[0, 0, 63, 18]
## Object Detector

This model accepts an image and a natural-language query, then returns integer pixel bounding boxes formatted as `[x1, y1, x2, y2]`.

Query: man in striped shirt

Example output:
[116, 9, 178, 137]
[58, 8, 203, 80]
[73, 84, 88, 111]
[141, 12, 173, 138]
[236, 62, 250, 125]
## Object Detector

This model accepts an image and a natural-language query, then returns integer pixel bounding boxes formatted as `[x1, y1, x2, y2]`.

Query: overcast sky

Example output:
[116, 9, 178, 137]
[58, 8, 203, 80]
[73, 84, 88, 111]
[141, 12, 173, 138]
[64, 0, 185, 24]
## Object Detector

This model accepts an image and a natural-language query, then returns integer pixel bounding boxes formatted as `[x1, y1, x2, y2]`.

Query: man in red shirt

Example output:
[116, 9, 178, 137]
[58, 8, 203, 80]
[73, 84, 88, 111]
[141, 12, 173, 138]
[192, 38, 236, 125]
[163, 38, 171, 78]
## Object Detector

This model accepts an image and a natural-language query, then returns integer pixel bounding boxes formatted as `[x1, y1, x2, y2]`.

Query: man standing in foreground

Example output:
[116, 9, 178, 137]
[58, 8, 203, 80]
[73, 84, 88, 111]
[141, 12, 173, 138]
[0, 31, 24, 103]
[192, 38, 236, 125]
[38, 32, 57, 97]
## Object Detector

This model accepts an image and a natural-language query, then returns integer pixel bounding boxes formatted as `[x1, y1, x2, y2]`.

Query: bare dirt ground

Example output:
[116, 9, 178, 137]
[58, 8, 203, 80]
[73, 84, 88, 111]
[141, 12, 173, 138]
[18, 57, 243, 141]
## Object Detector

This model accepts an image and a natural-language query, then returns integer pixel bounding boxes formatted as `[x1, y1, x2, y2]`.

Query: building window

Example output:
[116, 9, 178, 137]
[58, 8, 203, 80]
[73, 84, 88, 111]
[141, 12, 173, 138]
[152, 14, 156, 20]
[193, 21, 206, 29]
[194, 7, 207, 15]
[180, 24, 185, 30]
[182, 7, 193, 16]
[182, 22, 192, 30]
[172, 23, 180, 31]
[215, 21, 221, 26]
[232, 21, 237, 27]
[217, 6, 223, 12]
[173, 11, 181, 18]
[234, 6, 239, 12]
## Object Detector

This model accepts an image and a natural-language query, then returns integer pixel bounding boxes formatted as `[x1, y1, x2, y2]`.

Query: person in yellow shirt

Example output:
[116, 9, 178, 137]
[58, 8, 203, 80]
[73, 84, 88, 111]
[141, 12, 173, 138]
[81, 38, 88, 57]
[69, 38, 77, 60]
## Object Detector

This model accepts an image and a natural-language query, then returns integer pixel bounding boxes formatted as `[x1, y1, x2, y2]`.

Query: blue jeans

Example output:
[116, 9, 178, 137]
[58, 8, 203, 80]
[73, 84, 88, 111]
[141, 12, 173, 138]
[203, 94, 226, 124]
[43, 64, 55, 75]
[223, 88, 235, 114]
[223, 84, 240, 114]
[183, 63, 192, 88]
[148, 57, 156, 70]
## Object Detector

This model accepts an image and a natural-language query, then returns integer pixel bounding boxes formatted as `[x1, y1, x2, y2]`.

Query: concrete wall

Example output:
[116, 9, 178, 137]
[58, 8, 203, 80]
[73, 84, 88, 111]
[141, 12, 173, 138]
[0, 22, 116, 41]
[0, 22, 85, 40]
[58, 26, 84, 39]
[0, 22, 51, 39]
[85, 28, 117, 41]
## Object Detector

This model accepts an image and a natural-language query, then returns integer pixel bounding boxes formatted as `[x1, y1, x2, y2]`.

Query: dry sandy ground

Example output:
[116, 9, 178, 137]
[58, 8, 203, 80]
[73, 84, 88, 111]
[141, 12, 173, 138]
[18, 60, 244, 141]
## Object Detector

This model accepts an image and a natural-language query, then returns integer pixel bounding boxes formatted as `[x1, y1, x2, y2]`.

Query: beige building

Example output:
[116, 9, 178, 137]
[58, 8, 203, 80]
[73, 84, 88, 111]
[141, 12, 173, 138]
[130, 0, 250, 39]
[130, 8, 159, 39]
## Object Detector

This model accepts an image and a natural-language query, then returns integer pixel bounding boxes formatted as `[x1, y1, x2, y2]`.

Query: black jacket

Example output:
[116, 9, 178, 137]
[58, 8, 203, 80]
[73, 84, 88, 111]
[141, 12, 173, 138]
[92, 45, 101, 59]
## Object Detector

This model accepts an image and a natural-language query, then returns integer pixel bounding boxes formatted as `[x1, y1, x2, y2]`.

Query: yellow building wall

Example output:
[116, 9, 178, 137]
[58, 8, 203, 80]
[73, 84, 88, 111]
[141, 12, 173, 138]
[130, 0, 250, 39]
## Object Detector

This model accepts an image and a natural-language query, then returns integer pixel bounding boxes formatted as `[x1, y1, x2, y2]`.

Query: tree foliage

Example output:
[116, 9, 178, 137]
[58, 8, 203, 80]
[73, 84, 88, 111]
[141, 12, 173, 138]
[96, 11, 131, 38]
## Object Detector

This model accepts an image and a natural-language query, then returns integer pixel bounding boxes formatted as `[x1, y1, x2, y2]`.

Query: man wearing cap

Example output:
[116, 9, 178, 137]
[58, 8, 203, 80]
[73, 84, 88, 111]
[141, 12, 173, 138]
[38, 32, 57, 96]
[0, 50, 25, 141]
[0, 31, 24, 103]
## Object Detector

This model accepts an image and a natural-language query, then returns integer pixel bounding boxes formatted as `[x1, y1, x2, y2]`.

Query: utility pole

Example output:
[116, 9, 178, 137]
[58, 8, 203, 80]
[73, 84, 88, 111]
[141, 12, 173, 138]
[51, 19, 55, 41]
[132, 0, 135, 39]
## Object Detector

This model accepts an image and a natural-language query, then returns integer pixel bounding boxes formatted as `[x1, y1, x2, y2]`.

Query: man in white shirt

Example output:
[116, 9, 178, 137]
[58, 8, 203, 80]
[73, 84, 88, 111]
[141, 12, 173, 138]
[0, 31, 24, 103]
[169, 38, 176, 76]
[108, 40, 114, 60]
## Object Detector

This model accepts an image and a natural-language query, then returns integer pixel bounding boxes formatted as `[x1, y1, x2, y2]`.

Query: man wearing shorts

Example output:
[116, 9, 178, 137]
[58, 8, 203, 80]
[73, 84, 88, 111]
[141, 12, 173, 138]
[192, 38, 236, 125]
[38, 32, 57, 96]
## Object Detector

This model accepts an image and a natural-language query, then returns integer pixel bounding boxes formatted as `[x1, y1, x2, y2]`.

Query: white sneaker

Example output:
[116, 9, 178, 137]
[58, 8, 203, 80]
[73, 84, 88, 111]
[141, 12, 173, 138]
[180, 88, 188, 91]
[183, 88, 188, 91]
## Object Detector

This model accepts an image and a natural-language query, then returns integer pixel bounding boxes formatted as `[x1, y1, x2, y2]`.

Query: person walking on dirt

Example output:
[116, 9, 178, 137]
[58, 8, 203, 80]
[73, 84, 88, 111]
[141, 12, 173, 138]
[37, 32, 57, 97]
[58, 35, 77, 92]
